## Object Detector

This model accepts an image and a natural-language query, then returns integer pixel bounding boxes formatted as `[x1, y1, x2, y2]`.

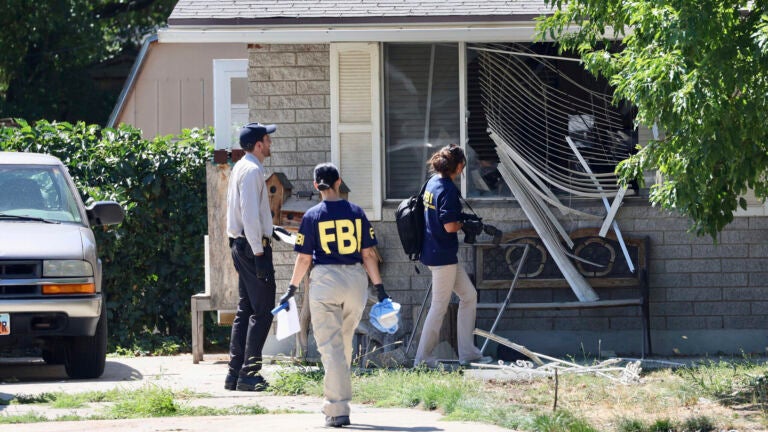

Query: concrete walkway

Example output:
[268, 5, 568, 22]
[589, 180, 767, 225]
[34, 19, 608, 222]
[0, 354, 513, 431]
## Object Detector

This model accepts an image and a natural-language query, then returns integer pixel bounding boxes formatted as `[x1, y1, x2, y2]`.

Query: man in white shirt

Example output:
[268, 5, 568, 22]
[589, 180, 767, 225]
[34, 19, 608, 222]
[224, 122, 277, 391]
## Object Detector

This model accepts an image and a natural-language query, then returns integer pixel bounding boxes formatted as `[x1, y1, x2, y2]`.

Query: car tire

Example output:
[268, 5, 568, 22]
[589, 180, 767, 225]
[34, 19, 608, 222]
[64, 305, 107, 379]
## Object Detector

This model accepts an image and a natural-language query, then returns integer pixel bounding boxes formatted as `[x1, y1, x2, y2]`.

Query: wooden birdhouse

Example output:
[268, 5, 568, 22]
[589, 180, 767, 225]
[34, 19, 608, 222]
[280, 193, 318, 232]
[338, 180, 351, 201]
[266, 173, 354, 232]
[266, 172, 293, 226]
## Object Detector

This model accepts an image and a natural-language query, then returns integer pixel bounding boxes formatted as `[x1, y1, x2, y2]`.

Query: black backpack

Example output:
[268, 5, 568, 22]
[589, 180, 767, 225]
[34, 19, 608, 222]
[394, 181, 428, 261]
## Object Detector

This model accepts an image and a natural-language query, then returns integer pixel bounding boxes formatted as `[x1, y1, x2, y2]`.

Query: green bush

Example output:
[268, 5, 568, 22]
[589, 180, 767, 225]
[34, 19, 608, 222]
[0, 119, 212, 349]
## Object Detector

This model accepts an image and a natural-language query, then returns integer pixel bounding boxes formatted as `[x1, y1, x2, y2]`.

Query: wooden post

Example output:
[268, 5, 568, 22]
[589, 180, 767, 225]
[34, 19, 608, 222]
[191, 294, 211, 364]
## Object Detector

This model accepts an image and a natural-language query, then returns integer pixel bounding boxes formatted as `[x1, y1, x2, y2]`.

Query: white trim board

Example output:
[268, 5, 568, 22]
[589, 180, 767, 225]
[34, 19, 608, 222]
[159, 25, 542, 44]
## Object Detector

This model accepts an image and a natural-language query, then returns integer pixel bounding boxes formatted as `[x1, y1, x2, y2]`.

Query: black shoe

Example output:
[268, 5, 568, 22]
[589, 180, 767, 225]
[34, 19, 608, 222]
[224, 373, 238, 391]
[236, 374, 268, 391]
[325, 415, 350, 428]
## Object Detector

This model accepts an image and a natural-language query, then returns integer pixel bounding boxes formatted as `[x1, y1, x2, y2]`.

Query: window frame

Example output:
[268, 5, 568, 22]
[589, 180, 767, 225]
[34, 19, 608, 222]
[380, 42, 463, 201]
[213, 59, 248, 151]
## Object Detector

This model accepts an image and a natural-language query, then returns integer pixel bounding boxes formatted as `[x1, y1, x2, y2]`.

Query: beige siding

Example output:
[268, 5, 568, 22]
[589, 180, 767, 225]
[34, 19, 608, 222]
[134, 79, 159, 137]
[158, 78, 181, 136]
[115, 43, 248, 138]
[181, 78, 206, 129]
[120, 91, 136, 126]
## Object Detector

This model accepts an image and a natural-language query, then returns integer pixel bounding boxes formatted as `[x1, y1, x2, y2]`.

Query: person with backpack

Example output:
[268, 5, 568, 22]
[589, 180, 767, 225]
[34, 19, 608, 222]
[278, 162, 389, 428]
[413, 144, 493, 368]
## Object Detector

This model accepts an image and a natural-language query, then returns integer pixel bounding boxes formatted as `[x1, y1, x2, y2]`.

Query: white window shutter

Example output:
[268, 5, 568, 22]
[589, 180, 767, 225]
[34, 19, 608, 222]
[331, 43, 382, 220]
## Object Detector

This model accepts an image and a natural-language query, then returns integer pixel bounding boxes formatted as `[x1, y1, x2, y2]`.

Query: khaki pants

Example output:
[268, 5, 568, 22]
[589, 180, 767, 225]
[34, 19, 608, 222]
[414, 263, 482, 365]
[309, 264, 367, 417]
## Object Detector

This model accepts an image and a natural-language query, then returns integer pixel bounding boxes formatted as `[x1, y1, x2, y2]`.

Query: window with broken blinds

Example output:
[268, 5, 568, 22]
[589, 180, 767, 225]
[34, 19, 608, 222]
[382, 42, 638, 200]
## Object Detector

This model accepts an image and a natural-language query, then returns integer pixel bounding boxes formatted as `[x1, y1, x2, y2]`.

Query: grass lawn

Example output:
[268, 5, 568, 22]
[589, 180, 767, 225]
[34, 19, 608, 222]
[2, 356, 767, 431]
[269, 357, 768, 431]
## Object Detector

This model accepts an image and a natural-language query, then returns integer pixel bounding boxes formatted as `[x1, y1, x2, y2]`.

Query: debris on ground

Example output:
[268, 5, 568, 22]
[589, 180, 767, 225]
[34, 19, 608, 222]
[471, 329, 642, 384]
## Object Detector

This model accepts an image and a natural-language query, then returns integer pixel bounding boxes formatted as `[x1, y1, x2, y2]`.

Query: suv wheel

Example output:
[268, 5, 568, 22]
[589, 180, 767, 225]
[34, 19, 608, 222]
[64, 306, 107, 379]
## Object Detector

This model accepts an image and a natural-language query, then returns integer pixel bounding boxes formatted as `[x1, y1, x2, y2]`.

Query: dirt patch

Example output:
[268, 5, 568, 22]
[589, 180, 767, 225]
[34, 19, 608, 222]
[481, 368, 767, 431]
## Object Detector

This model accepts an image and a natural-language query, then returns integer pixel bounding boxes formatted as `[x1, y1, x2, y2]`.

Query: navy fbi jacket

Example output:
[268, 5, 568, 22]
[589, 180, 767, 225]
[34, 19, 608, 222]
[420, 175, 461, 266]
[294, 199, 377, 265]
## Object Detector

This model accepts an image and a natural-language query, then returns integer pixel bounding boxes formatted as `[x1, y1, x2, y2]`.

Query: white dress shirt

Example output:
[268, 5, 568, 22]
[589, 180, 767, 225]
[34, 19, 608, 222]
[226, 153, 273, 254]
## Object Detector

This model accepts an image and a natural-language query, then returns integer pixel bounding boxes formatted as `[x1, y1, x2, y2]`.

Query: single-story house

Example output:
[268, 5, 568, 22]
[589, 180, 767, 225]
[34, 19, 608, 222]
[132, 0, 768, 358]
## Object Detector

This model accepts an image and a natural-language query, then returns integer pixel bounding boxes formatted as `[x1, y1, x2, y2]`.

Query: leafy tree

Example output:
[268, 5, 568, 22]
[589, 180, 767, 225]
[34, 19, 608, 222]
[538, 1, 768, 239]
[0, 0, 176, 124]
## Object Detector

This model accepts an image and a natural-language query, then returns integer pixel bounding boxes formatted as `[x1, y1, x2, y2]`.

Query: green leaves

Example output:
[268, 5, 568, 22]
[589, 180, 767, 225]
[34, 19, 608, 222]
[0, 120, 213, 348]
[539, 1, 768, 239]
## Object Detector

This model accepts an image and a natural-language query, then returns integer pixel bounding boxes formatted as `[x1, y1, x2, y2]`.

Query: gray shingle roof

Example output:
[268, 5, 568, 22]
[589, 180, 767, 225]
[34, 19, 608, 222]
[169, 0, 552, 24]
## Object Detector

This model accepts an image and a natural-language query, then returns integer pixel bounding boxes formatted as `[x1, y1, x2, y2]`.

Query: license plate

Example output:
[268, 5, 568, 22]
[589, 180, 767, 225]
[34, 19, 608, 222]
[0, 313, 9, 335]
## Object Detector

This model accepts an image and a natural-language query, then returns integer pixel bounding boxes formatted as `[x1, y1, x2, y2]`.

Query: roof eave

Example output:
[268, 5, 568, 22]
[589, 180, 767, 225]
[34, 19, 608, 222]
[107, 34, 158, 128]
[158, 21, 548, 44]
[167, 14, 544, 27]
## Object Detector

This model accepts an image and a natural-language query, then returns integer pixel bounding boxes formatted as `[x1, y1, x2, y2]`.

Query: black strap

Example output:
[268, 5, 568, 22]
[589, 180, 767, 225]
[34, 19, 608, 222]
[459, 194, 479, 218]
[417, 178, 429, 200]
[410, 179, 430, 270]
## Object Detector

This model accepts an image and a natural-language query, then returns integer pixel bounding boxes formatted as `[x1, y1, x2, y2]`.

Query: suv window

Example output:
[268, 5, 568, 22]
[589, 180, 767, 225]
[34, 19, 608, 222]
[0, 165, 83, 223]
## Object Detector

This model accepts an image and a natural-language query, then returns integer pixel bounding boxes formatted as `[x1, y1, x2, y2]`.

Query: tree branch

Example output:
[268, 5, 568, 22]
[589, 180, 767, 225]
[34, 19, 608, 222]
[94, 0, 159, 19]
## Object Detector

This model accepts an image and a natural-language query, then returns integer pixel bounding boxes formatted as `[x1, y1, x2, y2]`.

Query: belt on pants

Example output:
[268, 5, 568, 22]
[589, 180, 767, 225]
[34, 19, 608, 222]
[229, 236, 271, 248]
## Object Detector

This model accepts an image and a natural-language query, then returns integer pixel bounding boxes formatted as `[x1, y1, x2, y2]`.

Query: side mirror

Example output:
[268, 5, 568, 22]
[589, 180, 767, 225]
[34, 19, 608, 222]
[86, 201, 125, 226]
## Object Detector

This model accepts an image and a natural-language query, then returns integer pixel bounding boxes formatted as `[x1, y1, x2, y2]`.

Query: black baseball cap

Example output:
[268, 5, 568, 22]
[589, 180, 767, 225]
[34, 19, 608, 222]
[314, 162, 340, 191]
[239, 122, 276, 149]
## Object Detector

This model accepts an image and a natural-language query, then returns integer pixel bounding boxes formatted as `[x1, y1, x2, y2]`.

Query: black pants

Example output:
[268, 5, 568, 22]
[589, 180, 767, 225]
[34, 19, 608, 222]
[228, 237, 276, 377]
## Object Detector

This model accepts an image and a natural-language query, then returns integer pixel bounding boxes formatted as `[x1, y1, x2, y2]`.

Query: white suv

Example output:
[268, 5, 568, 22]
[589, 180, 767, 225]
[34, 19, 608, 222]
[0, 152, 123, 379]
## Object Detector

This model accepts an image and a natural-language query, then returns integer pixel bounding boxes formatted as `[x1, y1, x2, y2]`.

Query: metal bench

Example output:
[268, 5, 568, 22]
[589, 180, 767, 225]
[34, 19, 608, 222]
[474, 228, 651, 357]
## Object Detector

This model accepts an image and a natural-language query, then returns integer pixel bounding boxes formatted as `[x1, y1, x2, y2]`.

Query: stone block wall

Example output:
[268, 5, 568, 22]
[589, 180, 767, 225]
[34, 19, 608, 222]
[371, 199, 768, 357]
[452, 201, 768, 356]
[247, 43, 331, 188]
[244, 43, 333, 294]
